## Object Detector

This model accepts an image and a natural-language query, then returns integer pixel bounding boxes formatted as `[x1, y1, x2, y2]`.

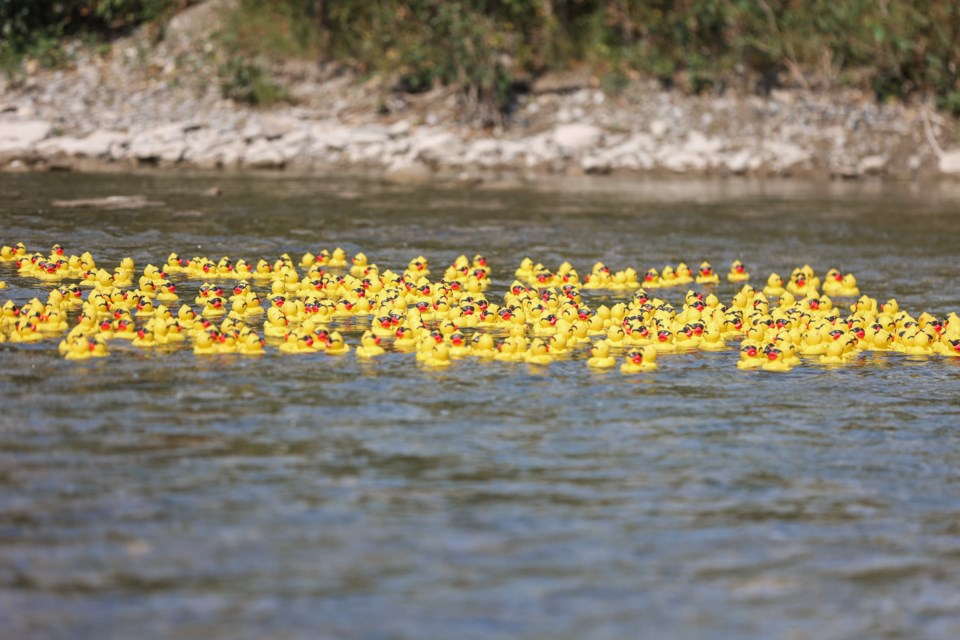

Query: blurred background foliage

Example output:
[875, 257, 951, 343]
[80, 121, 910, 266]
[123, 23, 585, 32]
[4, 0, 960, 116]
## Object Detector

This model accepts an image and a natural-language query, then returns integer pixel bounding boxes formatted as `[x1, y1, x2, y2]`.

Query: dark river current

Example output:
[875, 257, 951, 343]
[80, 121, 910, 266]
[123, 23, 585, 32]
[2, 171, 960, 639]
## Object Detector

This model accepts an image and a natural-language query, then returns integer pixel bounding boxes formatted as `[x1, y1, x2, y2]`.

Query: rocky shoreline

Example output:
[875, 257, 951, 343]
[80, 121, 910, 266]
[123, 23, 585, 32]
[3, 0, 960, 184]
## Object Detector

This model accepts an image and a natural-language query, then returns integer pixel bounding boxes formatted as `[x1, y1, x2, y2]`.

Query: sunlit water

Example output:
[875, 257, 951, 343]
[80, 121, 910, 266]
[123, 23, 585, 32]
[2, 171, 960, 639]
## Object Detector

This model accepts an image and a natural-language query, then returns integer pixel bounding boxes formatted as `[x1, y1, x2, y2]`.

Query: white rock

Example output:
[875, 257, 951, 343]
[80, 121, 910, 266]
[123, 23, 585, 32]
[524, 133, 553, 161]
[346, 142, 384, 163]
[0, 118, 52, 153]
[308, 123, 352, 151]
[183, 130, 241, 167]
[725, 150, 753, 175]
[241, 120, 262, 140]
[604, 133, 655, 159]
[37, 130, 127, 157]
[382, 139, 410, 157]
[411, 129, 461, 163]
[464, 139, 500, 161]
[384, 159, 432, 185]
[552, 124, 603, 154]
[938, 149, 960, 174]
[259, 114, 301, 139]
[858, 154, 888, 175]
[350, 126, 390, 145]
[761, 140, 812, 171]
[581, 155, 611, 174]
[498, 141, 525, 163]
[615, 151, 654, 171]
[243, 139, 285, 168]
[656, 145, 708, 172]
[649, 119, 668, 138]
[216, 142, 246, 168]
[129, 122, 196, 162]
[683, 131, 723, 155]
[388, 120, 411, 137]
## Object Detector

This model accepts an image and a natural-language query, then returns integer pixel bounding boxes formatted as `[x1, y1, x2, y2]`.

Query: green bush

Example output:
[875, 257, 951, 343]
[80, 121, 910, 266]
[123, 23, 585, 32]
[219, 55, 289, 106]
[5, 0, 960, 116]
[0, 0, 185, 70]
[237, 0, 960, 114]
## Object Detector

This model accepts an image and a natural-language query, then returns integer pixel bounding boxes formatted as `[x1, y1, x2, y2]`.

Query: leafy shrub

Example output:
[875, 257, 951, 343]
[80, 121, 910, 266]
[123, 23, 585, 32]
[219, 55, 289, 106]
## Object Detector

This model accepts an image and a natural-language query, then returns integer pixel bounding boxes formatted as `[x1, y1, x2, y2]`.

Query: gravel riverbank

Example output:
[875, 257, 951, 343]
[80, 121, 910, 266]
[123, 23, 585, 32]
[3, 0, 960, 184]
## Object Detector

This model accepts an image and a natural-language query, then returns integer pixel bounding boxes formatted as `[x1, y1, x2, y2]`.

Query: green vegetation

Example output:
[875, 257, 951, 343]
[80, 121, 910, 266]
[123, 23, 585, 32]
[4, 1, 960, 117]
[221, 0, 960, 117]
[0, 1, 186, 70]
[218, 55, 289, 106]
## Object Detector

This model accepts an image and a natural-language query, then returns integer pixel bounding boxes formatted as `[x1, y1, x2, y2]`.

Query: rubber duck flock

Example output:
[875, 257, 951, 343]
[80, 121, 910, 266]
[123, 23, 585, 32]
[1, 241, 957, 373]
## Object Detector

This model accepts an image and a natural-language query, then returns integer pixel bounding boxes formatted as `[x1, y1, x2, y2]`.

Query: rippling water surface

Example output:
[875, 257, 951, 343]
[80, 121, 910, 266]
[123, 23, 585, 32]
[2, 172, 960, 639]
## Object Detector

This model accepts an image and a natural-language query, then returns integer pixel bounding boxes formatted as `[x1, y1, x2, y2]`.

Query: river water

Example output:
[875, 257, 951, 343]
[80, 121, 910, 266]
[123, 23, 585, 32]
[2, 171, 960, 639]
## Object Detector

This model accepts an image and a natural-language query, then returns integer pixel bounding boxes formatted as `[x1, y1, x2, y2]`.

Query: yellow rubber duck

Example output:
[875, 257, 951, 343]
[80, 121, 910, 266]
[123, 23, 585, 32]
[652, 328, 677, 353]
[786, 268, 816, 297]
[356, 330, 386, 358]
[328, 248, 348, 268]
[660, 265, 679, 288]
[675, 263, 694, 285]
[761, 346, 793, 372]
[392, 326, 418, 352]
[798, 327, 827, 356]
[515, 258, 534, 281]
[699, 326, 727, 351]
[201, 296, 227, 318]
[422, 342, 452, 368]
[866, 326, 894, 351]
[192, 330, 219, 355]
[350, 252, 369, 277]
[727, 260, 750, 283]
[620, 346, 658, 373]
[624, 321, 652, 346]
[736, 341, 763, 369]
[470, 333, 497, 359]
[642, 268, 661, 289]
[448, 331, 471, 359]
[675, 324, 702, 351]
[762, 273, 785, 298]
[587, 340, 616, 369]
[879, 299, 899, 315]
[902, 329, 933, 356]
[822, 269, 843, 296]
[0, 242, 27, 262]
[819, 338, 848, 365]
[63, 335, 108, 360]
[934, 336, 960, 357]
[695, 261, 719, 285]
[494, 336, 526, 363]
[524, 338, 553, 365]
[279, 331, 320, 354]
[236, 330, 265, 355]
[325, 331, 350, 355]
[131, 328, 158, 348]
[837, 273, 860, 297]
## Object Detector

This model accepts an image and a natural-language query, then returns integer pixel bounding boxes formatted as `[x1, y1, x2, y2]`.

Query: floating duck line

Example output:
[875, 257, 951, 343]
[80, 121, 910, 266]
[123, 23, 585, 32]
[1, 241, 957, 371]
